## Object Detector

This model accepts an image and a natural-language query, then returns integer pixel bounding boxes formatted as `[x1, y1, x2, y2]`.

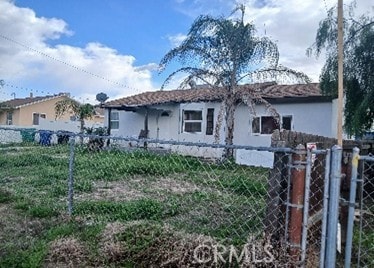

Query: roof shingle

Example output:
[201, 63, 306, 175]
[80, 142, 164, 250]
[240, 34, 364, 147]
[0, 93, 70, 109]
[104, 83, 323, 108]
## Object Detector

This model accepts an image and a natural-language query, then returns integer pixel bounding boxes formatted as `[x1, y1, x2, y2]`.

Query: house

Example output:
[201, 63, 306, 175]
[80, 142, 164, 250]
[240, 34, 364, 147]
[0, 93, 72, 127]
[103, 83, 336, 166]
[92, 106, 105, 125]
[0, 93, 105, 132]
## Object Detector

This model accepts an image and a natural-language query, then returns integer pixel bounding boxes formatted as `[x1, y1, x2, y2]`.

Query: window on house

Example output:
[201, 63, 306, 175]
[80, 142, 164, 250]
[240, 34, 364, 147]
[206, 108, 214, 135]
[110, 111, 119, 129]
[183, 110, 202, 133]
[6, 112, 13, 125]
[282, 116, 292, 130]
[252, 115, 292, 134]
[32, 113, 46, 125]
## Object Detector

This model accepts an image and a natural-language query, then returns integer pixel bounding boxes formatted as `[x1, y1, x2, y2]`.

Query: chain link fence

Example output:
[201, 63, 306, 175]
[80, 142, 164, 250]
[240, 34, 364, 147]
[344, 153, 374, 267]
[1, 127, 372, 267]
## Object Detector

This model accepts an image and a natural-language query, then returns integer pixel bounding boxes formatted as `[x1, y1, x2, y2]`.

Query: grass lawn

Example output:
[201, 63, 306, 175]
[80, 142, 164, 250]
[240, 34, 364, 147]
[0, 142, 271, 267]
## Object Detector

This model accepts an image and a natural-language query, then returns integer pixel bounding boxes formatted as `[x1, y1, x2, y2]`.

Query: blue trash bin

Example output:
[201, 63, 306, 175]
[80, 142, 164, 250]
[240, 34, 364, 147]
[39, 130, 52, 146]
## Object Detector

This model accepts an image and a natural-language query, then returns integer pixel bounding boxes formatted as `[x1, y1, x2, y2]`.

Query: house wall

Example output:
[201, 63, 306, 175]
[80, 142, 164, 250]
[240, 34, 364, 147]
[0, 109, 20, 125]
[18, 96, 72, 126]
[233, 101, 334, 145]
[107, 102, 224, 142]
[233, 101, 333, 167]
[1, 96, 72, 126]
[106, 100, 333, 166]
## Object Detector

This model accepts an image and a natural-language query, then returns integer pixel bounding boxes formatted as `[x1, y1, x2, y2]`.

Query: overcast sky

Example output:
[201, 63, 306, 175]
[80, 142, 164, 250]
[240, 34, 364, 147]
[0, 0, 372, 103]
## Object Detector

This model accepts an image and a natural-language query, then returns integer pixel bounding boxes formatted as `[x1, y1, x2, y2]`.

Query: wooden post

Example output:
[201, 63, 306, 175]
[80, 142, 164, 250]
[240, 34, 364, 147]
[289, 144, 306, 263]
[144, 106, 148, 149]
[264, 140, 288, 240]
[106, 107, 111, 146]
[337, 0, 344, 146]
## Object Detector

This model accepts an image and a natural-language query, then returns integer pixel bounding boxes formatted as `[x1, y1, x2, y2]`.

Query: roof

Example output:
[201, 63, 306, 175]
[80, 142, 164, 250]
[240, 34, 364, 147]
[94, 106, 105, 117]
[0, 93, 70, 109]
[104, 83, 328, 108]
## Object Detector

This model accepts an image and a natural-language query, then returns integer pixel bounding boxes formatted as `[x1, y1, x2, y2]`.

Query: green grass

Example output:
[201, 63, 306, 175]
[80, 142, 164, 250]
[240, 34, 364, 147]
[0, 188, 13, 203]
[0, 143, 270, 267]
[351, 224, 374, 267]
[74, 198, 164, 221]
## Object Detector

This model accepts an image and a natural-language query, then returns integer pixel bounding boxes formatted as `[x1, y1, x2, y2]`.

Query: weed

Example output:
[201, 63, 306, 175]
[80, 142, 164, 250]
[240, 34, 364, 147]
[0, 188, 13, 203]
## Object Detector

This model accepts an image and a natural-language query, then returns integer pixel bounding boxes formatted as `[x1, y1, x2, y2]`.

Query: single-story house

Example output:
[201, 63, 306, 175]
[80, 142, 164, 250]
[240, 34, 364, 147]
[0, 93, 105, 132]
[103, 82, 337, 166]
[0, 93, 72, 127]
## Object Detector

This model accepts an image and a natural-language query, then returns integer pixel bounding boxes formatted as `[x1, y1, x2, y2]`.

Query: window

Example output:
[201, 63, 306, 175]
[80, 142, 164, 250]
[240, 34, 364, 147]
[252, 117, 260, 134]
[6, 112, 13, 125]
[252, 115, 292, 134]
[206, 108, 214, 135]
[110, 111, 119, 129]
[183, 110, 202, 133]
[32, 113, 46, 125]
[282, 116, 292, 130]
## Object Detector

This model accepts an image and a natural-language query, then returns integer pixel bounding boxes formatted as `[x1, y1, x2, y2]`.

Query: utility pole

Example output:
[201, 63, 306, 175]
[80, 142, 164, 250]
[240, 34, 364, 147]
[337, 0, 344, 146]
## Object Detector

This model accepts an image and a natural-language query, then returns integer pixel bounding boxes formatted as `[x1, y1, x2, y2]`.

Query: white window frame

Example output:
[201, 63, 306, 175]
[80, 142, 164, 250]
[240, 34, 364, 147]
[110, 111, 119, 130]
[251, 115, 293, 135]
[182, 110, 203, 133]
[32, 113, 46, 125]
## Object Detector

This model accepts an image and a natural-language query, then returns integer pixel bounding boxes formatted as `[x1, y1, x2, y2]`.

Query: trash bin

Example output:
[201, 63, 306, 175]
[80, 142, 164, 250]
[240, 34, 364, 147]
[21, 129, 36, 142]
[39, 130, 52, 146]
[57, 131, 72, 144]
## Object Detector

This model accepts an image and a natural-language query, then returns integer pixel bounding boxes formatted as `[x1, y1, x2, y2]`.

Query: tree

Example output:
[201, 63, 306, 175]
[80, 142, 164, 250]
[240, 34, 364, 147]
[159, 5, 309, 157]
[55, 99, 95, 134]
[308, 2, 374, 137]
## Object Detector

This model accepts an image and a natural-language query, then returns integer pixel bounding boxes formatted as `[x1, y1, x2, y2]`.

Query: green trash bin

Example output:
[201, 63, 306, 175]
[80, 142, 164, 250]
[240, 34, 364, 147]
[21, 129, 36, 142]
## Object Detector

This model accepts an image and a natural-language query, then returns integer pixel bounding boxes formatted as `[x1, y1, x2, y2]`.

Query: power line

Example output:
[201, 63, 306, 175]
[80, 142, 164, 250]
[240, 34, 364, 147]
[0, 33, 146, 93]
[323, 0, 331, 15]
[1, 82, 94, 103]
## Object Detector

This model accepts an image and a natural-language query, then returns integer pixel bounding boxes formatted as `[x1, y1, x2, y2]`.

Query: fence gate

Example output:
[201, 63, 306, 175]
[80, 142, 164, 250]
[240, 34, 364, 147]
[269, 145, 336, 267]
[344, 150, 374, 268]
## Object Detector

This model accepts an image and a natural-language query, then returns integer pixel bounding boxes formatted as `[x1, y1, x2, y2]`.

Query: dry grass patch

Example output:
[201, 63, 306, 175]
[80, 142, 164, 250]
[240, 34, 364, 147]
[149, 177, 200, 194]
[98, 220, 219, 267]
[45, 237, 88, 268]
[0, 204, 46, 248]
[75, 176, 203, 202]
[99, 222, 127, 262]
[75, 180, 145, 201]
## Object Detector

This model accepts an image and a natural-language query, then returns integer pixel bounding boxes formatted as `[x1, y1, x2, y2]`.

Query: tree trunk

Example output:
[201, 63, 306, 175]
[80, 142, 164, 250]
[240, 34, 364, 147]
[223, 96, 236, 159]
[79, 119, 84, 144]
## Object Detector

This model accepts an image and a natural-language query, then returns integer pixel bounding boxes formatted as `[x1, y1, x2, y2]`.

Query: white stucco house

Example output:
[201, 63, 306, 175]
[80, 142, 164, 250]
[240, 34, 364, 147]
[103, 82, 335, 167]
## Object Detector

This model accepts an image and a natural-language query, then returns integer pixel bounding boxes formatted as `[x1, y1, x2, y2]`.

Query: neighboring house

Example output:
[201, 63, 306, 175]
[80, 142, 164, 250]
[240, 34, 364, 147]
[103, 83, 336, 166]
[0, 93, 72, 127]
[0, 93, 105, 132]
[92, 106, 105, 125]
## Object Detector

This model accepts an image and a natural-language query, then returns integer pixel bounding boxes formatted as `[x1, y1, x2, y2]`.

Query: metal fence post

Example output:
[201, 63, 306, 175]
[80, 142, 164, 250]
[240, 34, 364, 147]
[325, 145, 343, 268]
[319, 149, 331, 268]
[68, 136, 76, 217]
[344, 147, 360, 268]
[289, 144, 306, 264]
[301, 149, 313, 265]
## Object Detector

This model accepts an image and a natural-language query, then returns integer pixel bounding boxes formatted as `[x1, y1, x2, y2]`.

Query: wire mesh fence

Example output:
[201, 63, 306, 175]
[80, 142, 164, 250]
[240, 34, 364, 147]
[2, 127, 371, 267]
[353, 156, 374, 267]
[303, 149, 330, 267]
